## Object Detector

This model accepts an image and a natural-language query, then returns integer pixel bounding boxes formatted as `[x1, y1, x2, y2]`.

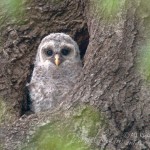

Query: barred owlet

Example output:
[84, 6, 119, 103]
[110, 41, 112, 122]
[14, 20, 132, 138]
[28, 33, 82, 113]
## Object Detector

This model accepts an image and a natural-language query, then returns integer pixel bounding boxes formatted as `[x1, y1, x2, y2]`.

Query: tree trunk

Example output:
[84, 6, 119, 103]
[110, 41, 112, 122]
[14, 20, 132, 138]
[0, 0, 89, 120]
[0, 0, 150, 150]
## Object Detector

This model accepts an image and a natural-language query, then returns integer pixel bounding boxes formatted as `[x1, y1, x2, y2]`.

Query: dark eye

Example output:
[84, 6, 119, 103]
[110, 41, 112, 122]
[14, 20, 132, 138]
[46, 49, 53, 56]
[61, 48, 70, 56]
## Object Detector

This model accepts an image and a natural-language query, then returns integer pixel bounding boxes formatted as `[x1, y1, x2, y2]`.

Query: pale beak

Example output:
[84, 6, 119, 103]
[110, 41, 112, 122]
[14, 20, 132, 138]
[54, 54, 60, 66]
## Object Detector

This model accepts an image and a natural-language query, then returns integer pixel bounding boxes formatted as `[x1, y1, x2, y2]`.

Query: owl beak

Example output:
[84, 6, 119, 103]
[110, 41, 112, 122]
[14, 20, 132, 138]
[54, 54, 61, 66]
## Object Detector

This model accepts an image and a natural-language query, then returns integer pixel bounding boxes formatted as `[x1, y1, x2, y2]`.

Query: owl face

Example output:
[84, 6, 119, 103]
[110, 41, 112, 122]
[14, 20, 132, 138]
[36, 33, 80, 68]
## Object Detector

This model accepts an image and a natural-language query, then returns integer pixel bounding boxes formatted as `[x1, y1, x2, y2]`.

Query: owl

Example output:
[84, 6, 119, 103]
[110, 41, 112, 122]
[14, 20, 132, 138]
[28, 33, 82, 113]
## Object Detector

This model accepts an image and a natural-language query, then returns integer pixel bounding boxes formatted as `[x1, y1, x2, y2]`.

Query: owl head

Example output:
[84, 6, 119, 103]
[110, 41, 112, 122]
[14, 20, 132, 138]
[35, 33, 81, 68]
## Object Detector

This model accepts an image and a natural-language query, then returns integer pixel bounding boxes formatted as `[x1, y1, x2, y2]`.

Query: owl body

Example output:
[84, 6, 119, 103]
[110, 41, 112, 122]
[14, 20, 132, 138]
[29, 33, 82, 113]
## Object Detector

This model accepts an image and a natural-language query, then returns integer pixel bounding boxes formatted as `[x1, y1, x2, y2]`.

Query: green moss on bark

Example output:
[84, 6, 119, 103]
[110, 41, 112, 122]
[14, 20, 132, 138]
[21, 105, 107, 150]
[91, 0, 124, 22]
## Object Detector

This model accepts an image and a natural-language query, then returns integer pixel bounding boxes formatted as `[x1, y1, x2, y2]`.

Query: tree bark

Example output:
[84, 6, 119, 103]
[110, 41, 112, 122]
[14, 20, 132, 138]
[0, 0, 150, 150]
[76, 0, 150, 149]
[0, 0, 89, 120]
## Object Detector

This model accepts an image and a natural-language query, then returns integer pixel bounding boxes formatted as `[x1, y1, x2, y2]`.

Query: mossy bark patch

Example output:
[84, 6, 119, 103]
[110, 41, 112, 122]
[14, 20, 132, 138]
[21, 106, 107, 150]
[0, 98, 13, 124]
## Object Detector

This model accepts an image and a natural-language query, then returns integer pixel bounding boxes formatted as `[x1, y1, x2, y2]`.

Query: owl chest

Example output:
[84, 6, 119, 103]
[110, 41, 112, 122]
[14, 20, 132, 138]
[32, 79, 72, 99]
[30, 66, 79, 102]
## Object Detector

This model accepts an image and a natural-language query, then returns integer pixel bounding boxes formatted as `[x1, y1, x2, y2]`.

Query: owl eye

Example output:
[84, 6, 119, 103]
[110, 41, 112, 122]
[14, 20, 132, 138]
[61, 48, 70, 56]
[46, 49, 53, 56]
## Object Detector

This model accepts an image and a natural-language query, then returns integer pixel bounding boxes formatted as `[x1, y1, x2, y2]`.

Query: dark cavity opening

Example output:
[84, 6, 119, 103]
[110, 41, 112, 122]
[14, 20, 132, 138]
[21, 24, 89, 115]
[21, 64, 34, 116]
[74, 24, 89, 60]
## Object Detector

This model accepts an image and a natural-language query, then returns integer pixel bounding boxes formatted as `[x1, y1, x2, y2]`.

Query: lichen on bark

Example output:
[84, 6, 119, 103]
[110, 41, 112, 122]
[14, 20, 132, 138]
[0, 97, 12, 124]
